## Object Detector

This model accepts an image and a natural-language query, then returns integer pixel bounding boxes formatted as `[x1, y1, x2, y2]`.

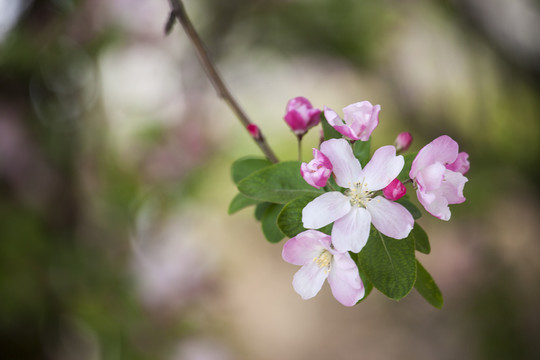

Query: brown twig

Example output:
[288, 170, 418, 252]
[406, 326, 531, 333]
[166, 0, 279, 163]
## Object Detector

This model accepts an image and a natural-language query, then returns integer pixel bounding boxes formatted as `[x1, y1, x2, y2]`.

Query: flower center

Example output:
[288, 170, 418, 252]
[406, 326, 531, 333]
[315, 250, 332, 272]
[345, 182, 372, 207]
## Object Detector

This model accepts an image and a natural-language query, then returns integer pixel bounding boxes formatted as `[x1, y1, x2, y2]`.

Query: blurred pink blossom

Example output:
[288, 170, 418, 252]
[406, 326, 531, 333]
[394, 132, 413, 153]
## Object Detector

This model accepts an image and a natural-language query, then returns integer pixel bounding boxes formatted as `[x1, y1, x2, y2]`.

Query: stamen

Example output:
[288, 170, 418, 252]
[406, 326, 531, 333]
[315, 250, 332, 272]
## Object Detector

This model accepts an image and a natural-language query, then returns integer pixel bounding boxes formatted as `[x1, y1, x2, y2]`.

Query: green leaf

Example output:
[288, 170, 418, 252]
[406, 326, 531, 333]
[414, 260, 443, 309]
[238, 161, 323, 204]
[254, 202, 272, 221]
[410, 222, 430, 254]
[261, 204, 285, 243]
[353, 139, 371, 167]
[277, 195, 332, 238]
[231, 157, 272, 184]
[396, 198, 422, 219]
[357, 227, 416, 300]
[228, 193, 260, 214]
[397, 152, 417, 182]
[321, 112, 342, 140]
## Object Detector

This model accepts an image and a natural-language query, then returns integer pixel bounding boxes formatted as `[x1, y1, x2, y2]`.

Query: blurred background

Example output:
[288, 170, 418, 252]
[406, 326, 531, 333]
[1, 0, 539, 359]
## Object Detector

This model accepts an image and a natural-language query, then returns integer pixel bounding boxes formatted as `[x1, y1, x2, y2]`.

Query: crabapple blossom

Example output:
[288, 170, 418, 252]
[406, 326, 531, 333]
[283, 96, 321, 136]
[300, 148, 333, 189]
[302, 139, 414, 253]
[282, 230, 364, 306]
[409, 135, 468, 221]
[394, 132, 413, 153]
[324, 101, 380, 141]
[383, 178, 407, 201]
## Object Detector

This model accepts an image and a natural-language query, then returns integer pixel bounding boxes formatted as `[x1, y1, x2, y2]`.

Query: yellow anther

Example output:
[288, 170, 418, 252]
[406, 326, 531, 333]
[315, 250, 332, 269]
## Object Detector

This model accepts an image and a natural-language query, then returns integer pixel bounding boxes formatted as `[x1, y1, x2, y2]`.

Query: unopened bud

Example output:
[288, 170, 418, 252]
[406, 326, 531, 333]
[394, 132, 413, 153]
[383, 178, 407, 201]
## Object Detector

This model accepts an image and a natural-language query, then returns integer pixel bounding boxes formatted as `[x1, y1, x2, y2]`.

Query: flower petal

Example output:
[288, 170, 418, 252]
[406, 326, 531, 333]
[332, 207, 371, 253]
[362, 145, 404, 191]
[282, 230, 331, 266]
[433, 170, 468, 205]
[324, 106, 343, 127]
[417, 189, 451, 221]
[302, 192, 351, 229]
[292, 260, 328, 300]
[327, 252, 365, 306]
[320, 138, 362, 187]
[410, 135, 459, 179]
[366, 196, 414, 239]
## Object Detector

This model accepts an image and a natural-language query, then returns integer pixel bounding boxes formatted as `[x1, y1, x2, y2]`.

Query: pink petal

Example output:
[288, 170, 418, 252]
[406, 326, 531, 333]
[383, 178, 407, 201]
[324, 106, 343, 127]
[366, 196, 414, 239]
[331, 207, 371, 253]
[362, 145, 404, 191]
[327, 253, 365, 306]
[417, 189, 451, 221]
[435, 170, 468, 204]
[446, 152, 470, 175]
[302, 192, 351, 229]
[320, 139, 362, 187]
[292, 260, 328, 300]
[282, 230, 330, 266]
[332, 125, 361, 140]
[410, 135, 459, 179]
[416, 162, 446, 192]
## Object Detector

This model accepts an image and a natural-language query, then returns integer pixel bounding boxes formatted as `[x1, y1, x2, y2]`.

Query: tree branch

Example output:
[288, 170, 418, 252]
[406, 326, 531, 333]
[166, 0, 279, 163]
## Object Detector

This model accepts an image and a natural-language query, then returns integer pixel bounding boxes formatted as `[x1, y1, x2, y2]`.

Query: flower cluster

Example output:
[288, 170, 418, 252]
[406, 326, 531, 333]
[231, 96, 470, 308]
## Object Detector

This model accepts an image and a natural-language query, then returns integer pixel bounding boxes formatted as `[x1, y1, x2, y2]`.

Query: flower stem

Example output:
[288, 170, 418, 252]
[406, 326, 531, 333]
[165, 0, 279, 164]
[297, 135, 303, 162]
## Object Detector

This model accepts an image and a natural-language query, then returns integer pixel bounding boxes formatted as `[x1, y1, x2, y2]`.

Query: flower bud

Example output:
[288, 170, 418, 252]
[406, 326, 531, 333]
[383, 178, 407, 201]
[246, 124, 261, 140]
[446, 152, 470, 175]
[300, 148, 332, 189]
[284, 97, 321, 136]
[394, 132, 413, 153]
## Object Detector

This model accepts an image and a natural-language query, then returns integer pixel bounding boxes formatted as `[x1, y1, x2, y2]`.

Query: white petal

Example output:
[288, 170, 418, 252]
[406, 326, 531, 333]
[366, 196, 414, 239]
[327, 253, 365, 306]
[324, 106, 343, 127]
[302, 192, 351, 229]
[410, 135, 459, 179]
[320, 139, 362, 188]
[332, 207, 371, 253]
[362, 145, 404, 191]
[292, 261, 328, 300]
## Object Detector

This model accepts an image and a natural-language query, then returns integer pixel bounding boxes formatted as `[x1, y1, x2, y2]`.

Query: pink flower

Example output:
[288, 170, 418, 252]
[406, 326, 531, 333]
[409, 135, 468, 221]
[284, 97, 321, 135]
[324, 101, 380, 141]
[246, 124, 261, 140]
[394, 132, 413, 153]
[302, 139, 414, 253]
[300, 148, 333, 189]
[282, 230, 364, 306]
[383, 178, 407, 201]
[446, 151, 470, 175]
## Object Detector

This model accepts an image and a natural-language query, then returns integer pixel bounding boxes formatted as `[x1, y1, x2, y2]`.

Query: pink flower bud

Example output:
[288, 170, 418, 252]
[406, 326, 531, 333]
[246, 124, 261, 140]
[383, 178, 407, 201]
[300, 148, 333, 189]
[446, 152, 470, 175]
[284, 97, 321, 136]
[394, 132, 413, 153]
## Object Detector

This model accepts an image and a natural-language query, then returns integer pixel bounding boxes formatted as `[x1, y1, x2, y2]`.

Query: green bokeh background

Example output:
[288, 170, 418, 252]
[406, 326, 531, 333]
[1, 0, 539, 359]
